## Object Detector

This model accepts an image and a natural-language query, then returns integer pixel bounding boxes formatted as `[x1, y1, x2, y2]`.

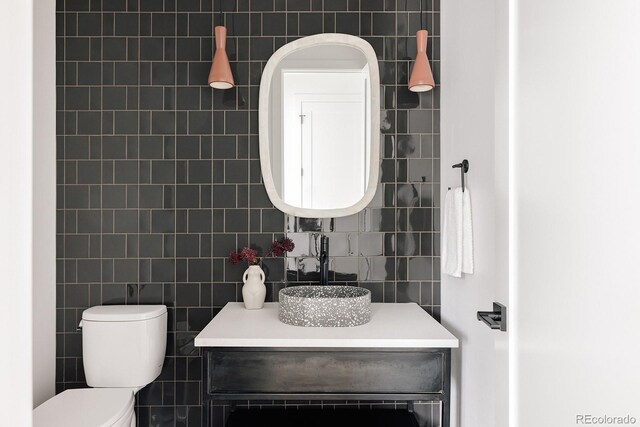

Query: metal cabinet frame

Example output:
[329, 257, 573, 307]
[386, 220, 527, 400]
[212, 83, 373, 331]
[201, 347, 451, 427]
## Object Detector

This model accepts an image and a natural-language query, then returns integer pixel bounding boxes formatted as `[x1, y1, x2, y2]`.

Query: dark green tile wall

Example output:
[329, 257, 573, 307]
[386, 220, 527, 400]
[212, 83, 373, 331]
[56, 0, 440, 425]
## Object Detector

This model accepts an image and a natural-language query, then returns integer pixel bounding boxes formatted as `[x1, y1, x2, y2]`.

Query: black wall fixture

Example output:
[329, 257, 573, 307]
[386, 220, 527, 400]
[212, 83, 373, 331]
[56, 0, 440, 426]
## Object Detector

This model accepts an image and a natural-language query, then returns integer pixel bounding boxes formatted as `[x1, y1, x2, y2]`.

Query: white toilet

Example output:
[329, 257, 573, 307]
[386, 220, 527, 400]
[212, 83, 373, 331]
[34, 305, 168, 427]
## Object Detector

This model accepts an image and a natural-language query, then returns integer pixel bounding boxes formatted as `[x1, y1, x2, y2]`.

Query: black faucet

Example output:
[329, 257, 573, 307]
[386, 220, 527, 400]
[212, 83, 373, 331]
[319, 235, 329, 285]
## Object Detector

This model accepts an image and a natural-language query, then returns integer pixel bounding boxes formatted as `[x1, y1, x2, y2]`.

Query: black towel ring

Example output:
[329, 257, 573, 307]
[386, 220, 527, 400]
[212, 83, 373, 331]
[451, 159, 470, 192]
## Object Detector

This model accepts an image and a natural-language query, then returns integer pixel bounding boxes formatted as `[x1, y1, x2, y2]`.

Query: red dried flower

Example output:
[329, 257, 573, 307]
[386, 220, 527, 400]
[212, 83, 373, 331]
[271, 241, 284, 256]
[280, 238, 295, 252]
[240, 247, 258, 264]
[228, 251, 241, 265]
[229, 239, 295, 266]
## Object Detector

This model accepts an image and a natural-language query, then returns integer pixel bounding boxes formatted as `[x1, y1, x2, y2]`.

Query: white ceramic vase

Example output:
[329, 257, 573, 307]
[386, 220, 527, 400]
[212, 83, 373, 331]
[242, 264, 266, 309]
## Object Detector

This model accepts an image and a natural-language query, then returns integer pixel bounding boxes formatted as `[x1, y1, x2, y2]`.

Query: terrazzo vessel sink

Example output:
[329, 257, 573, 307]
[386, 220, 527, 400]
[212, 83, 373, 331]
[278, 286, 371, 327]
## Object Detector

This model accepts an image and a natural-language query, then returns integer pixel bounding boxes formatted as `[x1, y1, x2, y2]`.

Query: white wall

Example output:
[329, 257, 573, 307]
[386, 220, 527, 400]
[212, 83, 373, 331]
[441, 0, 510, 426]
[0, 0, 35, 423]
[513, 1, 640, 425]
[32, 0, 57, 408]
[0, 0, 56, 423]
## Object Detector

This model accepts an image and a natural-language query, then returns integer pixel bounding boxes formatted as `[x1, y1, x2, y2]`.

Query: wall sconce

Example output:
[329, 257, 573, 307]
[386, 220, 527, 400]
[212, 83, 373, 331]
[208, 1, 234, 89]
[408, 0, 435, 92]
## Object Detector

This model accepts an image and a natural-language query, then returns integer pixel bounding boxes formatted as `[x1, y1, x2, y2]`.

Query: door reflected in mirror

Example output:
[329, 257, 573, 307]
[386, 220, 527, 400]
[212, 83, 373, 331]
[259, 34, 380, 218]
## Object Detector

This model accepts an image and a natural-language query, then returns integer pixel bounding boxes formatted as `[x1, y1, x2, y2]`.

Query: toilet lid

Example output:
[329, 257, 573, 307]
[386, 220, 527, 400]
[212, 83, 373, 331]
[33, 388, 134, 427]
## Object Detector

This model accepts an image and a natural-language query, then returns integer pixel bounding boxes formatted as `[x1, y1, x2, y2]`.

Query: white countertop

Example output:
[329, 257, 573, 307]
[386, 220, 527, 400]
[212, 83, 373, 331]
[194, 302, 459, 348]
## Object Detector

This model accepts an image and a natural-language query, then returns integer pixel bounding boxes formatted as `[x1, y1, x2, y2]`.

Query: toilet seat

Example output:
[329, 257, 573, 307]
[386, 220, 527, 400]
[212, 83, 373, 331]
[33, 388, 135, 427]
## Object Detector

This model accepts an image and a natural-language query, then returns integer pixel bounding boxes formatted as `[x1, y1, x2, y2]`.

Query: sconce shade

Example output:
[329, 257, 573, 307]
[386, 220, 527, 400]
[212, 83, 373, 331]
[208, 26, 234, 89]
[408, 30, 435, 92]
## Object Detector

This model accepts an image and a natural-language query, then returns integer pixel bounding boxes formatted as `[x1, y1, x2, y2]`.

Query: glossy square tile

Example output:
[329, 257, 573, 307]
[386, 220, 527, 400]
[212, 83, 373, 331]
[286, 233, 311, 257]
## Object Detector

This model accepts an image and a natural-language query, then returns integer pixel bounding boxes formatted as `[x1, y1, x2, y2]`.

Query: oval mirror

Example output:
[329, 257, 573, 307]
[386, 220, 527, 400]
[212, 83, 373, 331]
[259, 34, 380, 218]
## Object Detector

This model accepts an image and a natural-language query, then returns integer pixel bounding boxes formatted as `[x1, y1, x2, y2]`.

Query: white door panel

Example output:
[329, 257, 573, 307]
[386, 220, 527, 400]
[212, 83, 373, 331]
[301, 100, 365, 209]
[283, 71, 366, 209]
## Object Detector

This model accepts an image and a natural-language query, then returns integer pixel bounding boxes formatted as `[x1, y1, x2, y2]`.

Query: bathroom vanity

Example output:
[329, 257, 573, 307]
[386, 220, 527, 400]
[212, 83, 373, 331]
[195, 302, 459, 427]
[194, 31, 459, 427]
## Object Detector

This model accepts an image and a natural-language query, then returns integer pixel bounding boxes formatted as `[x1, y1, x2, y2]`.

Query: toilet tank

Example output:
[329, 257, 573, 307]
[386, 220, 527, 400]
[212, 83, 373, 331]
[81, 305, 167, 389]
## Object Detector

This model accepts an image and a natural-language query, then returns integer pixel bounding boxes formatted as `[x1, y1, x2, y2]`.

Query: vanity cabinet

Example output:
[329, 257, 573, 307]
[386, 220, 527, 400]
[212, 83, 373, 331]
[201, 347, 451, 426]
[195, 303, 458, 427]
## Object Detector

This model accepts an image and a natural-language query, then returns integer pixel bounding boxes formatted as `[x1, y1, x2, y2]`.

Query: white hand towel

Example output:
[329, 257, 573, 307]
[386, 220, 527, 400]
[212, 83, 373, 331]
[443, 188, 463, 277]
[461, 188, 474, 275]
[443, 187, 473, 277]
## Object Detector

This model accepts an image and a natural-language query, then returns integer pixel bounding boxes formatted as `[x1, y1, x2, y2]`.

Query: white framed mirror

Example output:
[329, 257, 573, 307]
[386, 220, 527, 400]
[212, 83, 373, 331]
[259, 34, 380, 218]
